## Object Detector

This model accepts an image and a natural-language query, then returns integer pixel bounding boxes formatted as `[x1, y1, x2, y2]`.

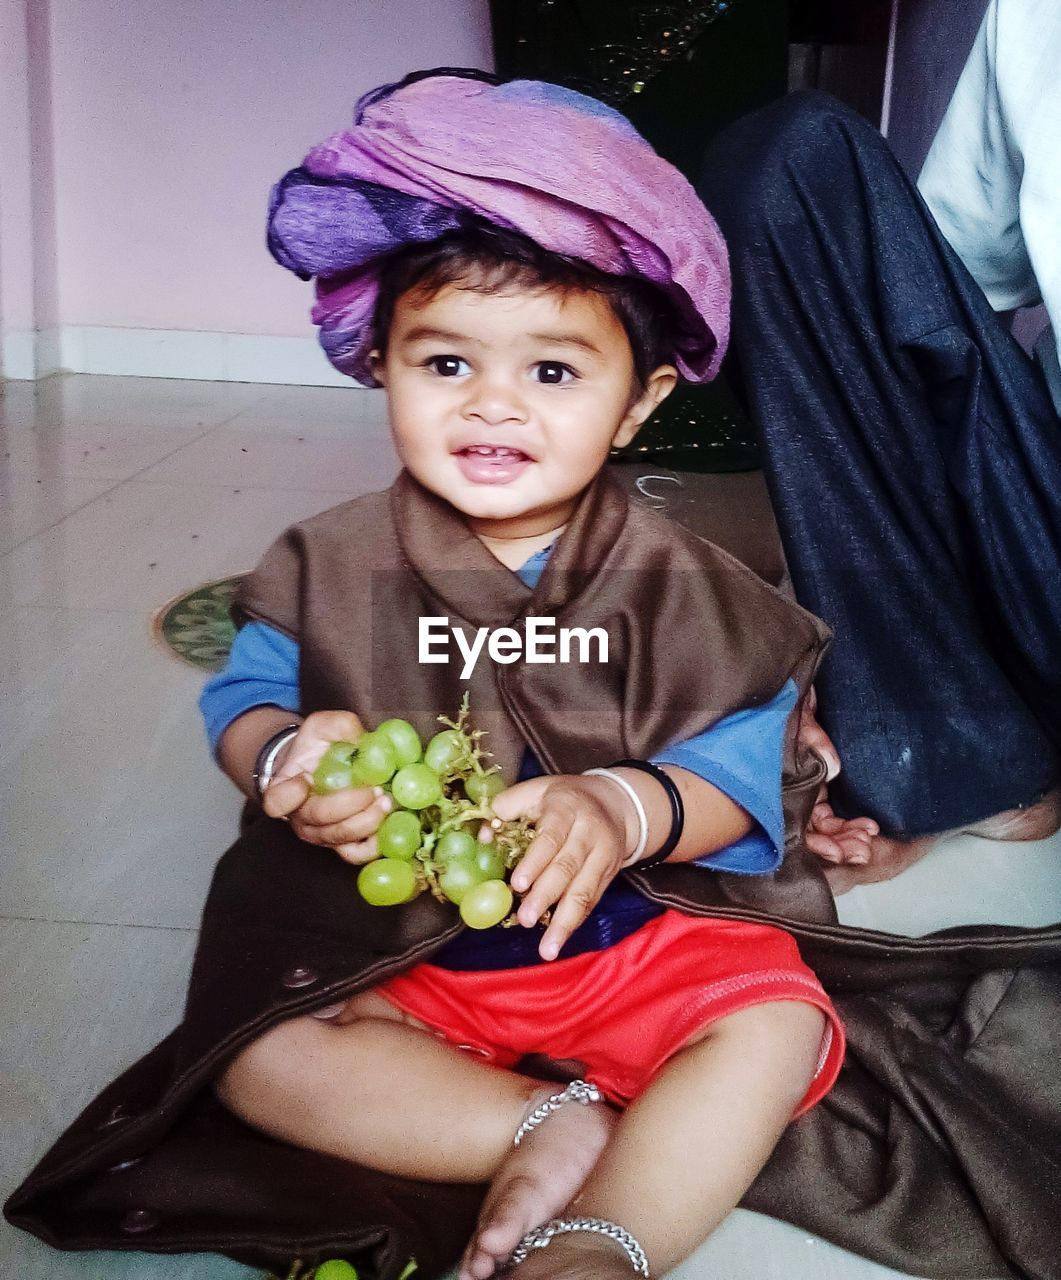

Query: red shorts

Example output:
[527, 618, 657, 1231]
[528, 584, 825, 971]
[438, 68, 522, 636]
[377, 910, 844, 1114]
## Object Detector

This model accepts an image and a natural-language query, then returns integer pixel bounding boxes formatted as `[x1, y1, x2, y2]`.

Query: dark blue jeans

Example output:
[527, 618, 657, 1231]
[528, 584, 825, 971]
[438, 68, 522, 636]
[699, 92, 1061, 837]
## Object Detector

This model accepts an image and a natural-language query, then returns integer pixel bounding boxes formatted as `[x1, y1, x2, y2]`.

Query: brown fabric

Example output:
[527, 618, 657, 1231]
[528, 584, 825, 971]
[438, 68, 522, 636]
[6, 468, 1061, 1280]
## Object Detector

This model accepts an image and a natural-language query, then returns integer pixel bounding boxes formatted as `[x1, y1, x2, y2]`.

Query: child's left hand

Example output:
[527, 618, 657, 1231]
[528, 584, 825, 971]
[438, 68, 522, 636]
[481, 774, 632, 961]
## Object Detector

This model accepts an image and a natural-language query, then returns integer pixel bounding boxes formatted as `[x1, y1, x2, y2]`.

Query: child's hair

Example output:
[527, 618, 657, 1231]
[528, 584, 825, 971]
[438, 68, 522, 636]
[371, 223, 677, 390]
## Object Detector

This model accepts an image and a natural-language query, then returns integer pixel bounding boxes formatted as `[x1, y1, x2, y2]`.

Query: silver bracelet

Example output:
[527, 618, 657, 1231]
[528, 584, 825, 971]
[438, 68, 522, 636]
[253, 725, 300, 800]
[582, 767, 649, 865]
[513, 1079, 604, 1147]
[508, 1217, 651, 1277]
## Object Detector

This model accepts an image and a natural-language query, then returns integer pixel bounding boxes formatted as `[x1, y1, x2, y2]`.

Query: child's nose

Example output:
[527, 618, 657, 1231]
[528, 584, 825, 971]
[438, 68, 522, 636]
[462, 375, 528, 425]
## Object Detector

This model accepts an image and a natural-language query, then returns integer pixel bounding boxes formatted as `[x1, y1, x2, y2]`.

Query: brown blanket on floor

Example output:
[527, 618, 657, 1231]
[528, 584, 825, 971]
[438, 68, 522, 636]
[6, 466, 1061, 1280]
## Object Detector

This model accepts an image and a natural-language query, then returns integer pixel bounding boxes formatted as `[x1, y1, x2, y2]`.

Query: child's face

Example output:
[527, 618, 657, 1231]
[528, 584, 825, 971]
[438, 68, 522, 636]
[375, 281, 675, 542]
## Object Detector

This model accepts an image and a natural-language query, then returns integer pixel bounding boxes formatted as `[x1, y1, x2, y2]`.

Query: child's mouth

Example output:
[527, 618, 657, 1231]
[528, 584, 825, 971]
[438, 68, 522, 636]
[454, 444, 533, 485]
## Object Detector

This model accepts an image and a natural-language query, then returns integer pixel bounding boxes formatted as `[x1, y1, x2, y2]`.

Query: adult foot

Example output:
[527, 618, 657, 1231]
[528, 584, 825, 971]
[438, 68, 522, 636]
[819, 787, 1061, 896]
[458, 1087, 616, 1280]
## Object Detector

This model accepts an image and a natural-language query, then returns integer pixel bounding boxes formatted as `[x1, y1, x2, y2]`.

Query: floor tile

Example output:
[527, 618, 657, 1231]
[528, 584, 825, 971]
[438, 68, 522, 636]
[0, 420, 214, 483]
[0, 466, 115, 554]
[219, 382, 390, 434]
[1, 373, 271, 435]
[835, 827, 1061, 935]
[0, 917, 257, 1280]
[138, 423, 399, 491]
[672, 1208, 930, 1279]
[0, 609, 241, 928]
[0, 482, 360, 611]
[0, 374, 274, 483]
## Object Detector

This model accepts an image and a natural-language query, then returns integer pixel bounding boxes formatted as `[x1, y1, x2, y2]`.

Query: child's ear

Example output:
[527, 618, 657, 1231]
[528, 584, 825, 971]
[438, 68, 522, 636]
[367, 348, 385, 385]
[612, 364, 678, 449]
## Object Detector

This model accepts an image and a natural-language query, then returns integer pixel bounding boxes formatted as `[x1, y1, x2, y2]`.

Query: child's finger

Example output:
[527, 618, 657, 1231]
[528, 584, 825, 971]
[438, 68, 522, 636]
[301, 796, 393, 847]
[488, 776, 551, 823]
[332, 834, 378, 865]
[516, 829, 594, 929]
[509, 812, 570, 895]
[538, 852, 609, 960]
[262, 773, 312, 818]
[297, 785, 389, 827]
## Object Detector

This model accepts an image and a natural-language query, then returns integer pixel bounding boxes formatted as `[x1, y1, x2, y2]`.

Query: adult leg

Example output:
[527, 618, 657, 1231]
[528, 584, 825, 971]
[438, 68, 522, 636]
[470, 1000, 825, 1280]
[699, 91, 1061, 838]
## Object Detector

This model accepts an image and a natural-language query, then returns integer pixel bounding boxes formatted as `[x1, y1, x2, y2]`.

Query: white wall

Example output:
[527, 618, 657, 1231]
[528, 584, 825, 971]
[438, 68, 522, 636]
[1, 0, 494, 382]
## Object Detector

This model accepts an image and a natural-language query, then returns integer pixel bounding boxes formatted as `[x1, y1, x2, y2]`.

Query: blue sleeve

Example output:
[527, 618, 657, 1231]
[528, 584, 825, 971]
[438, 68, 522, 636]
[198, 621, 301, 757]
[650, 679, 797, 874]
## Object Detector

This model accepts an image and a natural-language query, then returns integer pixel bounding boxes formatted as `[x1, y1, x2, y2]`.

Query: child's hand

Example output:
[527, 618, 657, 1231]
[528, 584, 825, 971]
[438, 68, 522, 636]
[261, 711, 393, 864]
[483, 775, 631, 961]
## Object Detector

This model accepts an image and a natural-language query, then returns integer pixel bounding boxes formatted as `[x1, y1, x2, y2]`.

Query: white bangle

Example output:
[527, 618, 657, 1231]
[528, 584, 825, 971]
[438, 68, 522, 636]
[582, 767, 649, 865]
[253, 725, 300, 800]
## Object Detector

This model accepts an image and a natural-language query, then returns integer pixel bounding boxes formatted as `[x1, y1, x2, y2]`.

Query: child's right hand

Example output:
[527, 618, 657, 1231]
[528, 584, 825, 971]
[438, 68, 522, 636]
[260, 711, 393, 864]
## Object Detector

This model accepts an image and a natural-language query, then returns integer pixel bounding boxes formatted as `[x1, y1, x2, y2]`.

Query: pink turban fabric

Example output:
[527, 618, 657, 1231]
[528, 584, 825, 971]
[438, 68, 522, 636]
[267, 69, 730, 386]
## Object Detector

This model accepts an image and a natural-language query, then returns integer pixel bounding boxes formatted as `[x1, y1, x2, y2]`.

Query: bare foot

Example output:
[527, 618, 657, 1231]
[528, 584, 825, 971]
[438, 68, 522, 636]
[821, 831, 938, 895]
[819, 787, 1061, 896]
[509, 1232, 635, 1280]
[459, 1089, 617, 1280]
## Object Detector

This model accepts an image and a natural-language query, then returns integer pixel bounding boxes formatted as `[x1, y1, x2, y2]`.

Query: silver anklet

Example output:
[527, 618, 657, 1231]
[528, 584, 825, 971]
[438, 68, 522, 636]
[508, 1217, 651, 1277]
[513, 1079, 605, 1147]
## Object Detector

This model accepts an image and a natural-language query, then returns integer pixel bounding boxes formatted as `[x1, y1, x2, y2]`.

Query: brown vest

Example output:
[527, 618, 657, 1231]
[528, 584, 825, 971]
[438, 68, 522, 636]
[238, 465, 835, 921]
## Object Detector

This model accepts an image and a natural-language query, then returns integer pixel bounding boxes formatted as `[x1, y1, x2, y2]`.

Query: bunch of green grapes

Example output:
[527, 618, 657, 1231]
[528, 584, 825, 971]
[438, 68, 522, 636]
[312, 697, 534, 930]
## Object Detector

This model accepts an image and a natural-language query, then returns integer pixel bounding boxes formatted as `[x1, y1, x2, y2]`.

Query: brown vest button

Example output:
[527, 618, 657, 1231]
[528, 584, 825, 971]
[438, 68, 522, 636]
[97, 1104, 132, 1130]
[120, 1209, 159, 1234]
[281, 966, 319, 989]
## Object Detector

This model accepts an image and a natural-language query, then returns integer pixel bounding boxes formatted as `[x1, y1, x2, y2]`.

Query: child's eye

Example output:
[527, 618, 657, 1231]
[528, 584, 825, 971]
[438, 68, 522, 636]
[426, 355, 470, 377]
[534, 362, 576, 385]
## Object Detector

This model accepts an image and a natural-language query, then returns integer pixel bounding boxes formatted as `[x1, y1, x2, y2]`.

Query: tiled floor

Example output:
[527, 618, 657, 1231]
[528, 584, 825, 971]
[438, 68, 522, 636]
[3, 373, 1059, 1280]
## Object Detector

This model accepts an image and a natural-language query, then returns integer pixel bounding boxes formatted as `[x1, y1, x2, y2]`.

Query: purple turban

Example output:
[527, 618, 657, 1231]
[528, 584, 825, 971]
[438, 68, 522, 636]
[267, 69, 730, 386]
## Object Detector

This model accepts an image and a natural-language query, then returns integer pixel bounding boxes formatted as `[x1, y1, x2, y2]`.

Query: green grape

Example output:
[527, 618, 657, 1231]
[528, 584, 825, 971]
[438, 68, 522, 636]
[460, 880, 513, 929]
[465, 769, 504, 804]
[375, 718, 423, 767]
[315, 1262, 360, 1280]
[423, 729, 463, 773]
[320, 741, 356, 767]
[391, 762, 443, 810]
[438, 859, 485, 905]
[313, 741, 357, 794]
[357, 858, 418, 906]
[313, 762, 356, 794]
[348, 731, 398, 787]
[434, 829, 477, 864]
[377, 810, 423, 861]
[473, 842, 506, 881]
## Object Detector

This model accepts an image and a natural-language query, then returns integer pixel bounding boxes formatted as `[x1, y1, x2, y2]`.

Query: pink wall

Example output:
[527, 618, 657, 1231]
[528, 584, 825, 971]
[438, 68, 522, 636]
[45, 0, 493, 338]
[0, 0, 36, 333]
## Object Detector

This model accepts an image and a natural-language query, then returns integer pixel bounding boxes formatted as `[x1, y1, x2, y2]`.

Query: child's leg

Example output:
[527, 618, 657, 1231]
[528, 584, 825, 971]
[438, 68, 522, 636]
[215, 989, 614, 1201]
[462, 999, 826, 1280]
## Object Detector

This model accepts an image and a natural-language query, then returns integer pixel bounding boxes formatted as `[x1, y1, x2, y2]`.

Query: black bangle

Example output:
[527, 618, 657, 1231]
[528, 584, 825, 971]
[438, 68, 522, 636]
[607, 759, 685, 868]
